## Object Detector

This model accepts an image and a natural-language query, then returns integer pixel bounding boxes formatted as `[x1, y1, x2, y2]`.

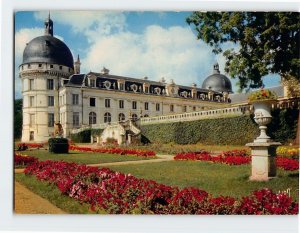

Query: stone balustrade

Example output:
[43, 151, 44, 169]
[140, 105, 249, 125]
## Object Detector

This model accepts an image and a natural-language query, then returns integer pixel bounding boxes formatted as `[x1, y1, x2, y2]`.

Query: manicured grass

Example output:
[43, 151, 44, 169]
[18, 149, 155, 164]
[102, 161, 299, 201]
[15, 173, 104, 214]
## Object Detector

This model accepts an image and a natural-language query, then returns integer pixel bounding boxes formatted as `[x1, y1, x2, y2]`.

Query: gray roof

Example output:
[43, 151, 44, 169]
[67, 74, 85, 86]
[230, 86, 284, 103]
[202, 73, 233, 93]
[22, 35, 74, 68]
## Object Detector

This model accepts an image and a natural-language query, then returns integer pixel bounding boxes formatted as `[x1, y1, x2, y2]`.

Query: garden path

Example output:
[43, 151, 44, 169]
[14, 181, 66, 214]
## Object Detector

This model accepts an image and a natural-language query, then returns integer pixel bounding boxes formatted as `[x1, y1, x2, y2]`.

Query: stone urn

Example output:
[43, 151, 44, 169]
[252, 100, 276, 143]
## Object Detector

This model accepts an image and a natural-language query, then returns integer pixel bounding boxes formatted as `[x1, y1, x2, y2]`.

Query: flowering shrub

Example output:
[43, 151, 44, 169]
[16, 143, 44, 150]
[69, 145, 156, 157]
[14, 153, 38, 168]
[248, 89, 277, 102]
[236, 188, 298, 215]
[24, 160, 298, 215]
[277, 146, 299, 159]
[174, 151, 299, 171]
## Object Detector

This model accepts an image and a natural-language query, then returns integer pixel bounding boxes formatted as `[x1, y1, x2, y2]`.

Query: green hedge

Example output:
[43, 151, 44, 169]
[48, 138, 69, 153]
[141, 109, 299, 145]
[70, 128, 103, 143]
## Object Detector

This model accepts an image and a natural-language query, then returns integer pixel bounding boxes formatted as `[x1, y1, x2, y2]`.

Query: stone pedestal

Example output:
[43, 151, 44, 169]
[246, 142, 281, 181]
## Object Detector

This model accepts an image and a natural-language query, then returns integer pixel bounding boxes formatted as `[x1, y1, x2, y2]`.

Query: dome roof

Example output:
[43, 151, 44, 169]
[22, 35, 74, 68]
[202, 63, 233, 93]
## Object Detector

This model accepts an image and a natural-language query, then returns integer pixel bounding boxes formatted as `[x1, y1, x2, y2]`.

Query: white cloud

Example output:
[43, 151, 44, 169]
[34, 11, 126, 43]
[82, 25, 225, 88]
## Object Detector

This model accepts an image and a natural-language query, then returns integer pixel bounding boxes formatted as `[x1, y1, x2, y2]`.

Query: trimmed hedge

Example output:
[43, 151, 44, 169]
[48, 138, 69, 153]
[141, 109, 299, 145]
[70, 128, 103, 143]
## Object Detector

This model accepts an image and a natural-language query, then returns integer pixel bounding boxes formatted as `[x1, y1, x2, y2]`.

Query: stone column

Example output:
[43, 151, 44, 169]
[246, 142, 281, 181]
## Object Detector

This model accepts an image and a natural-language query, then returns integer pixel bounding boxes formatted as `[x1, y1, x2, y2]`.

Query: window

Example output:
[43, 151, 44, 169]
[29, 114, 35, 126]
[28, 64, 31, 69]
[156, 103, 160, 111]
[59, 66, 62, 70]
[29, 96, 35, 107]
[48, 113, 54, 127]
[145, 86, 149, 93]
[90, 79, 96, 87]
[193, 106, 196, 111]
[89, 112, 97, 125]
[144, 114, 149, 118]
[119, 83, 124, 91]
[50, 64, 53, 69]
[118, 113, 125, 122]
[132, 101, 137, 109]
[72, 94, 79, 105]
[144, 102, 149, 110]
[90, 97, 96, 107]
[170, 104, 174, 112]
[132, 114, 138, 121]
[48, 96, 54, 106]
[47, 79, 54, 90]
[29, 79, 34, 90]
[73, 112, 79, 127]
[38, 64, 42, 68]
[183, 106, 187, 112]
[105, 99, 110, 108]
[119, 100, 124, 109]
[104, 112, 111, 123]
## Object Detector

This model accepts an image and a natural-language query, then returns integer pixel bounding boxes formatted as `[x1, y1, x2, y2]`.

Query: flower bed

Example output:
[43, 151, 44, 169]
[277, 146, 299, 159]
[14, 153, 38, 168]
[69, 145, 156, 158]
[24, 160, 298, 215]
[16, 143, 44, 149]
[174, 150, 299, 171]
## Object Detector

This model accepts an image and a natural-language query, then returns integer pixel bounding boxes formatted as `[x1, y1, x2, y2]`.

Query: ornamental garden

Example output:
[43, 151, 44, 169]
[14, 104, 299, 215]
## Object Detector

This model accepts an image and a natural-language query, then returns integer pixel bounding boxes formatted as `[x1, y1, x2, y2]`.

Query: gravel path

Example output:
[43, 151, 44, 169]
[14, 181, 66, 214]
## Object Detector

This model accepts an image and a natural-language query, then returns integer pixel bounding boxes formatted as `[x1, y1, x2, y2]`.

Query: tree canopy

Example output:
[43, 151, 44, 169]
[14, 99, 23, 139]
[186, 12, 300, 90]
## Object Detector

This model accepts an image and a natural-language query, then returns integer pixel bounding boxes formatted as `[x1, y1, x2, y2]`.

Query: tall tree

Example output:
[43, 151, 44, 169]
[14, 99, 23, 139]
[186, 12, 300, 90]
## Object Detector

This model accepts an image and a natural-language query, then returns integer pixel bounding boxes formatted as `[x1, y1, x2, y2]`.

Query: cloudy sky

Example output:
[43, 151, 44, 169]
[14, 11, 280, 98]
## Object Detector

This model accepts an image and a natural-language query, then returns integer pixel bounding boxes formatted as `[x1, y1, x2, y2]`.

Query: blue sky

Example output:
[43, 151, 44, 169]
[14, 11, 280, 98]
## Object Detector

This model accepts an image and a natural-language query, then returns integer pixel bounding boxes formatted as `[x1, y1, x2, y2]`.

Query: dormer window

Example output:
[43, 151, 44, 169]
[103, 80, 111, 89]
[59, 66, 62, 70]
[38, 64, 42, 68]
[90, 79, 96, 88]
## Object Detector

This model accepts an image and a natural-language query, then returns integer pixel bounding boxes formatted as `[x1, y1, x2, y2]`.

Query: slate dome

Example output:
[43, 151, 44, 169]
[202, 63, 233, 93]
[22, 14, 74, 68]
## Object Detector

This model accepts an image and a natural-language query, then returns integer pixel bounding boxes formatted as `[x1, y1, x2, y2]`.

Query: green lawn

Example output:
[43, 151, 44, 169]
[102, 161, 299, 201]
[18, 149, 155, 164]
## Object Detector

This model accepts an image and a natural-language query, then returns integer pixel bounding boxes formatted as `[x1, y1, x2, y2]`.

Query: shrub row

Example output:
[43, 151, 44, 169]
[141, 109, 299, 145]
[70, 129, 104, 143]
[24, 160, 299, 215]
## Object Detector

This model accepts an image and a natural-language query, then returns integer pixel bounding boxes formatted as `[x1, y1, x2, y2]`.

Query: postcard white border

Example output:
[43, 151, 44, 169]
[1, 0, 299, 232]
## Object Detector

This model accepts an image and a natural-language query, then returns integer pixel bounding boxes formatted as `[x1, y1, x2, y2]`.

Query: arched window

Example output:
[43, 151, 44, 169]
[144, 114, 149, 118]
[132, 114, 138, 121]
[89, 112, 97, 125]
[118, 113, 125, 122]
[104, 112, 111, 123]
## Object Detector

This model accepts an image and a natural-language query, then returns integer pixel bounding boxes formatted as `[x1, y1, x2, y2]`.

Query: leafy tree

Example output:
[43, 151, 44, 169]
[14, 99, 23, 139]
[186, 12, 300, 90]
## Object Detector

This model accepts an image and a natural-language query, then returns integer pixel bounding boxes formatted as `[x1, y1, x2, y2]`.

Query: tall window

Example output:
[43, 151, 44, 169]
[119, 100, 124, 109]
[90, 79, 96, 87]
[119, 83, 124, 91]
[118, 113, 125, 122]
[47, 79, 54, 90]
[170, 104, 174, 112]
[193, 106, 196, 111]
[132, 114, 138, 121]
[29, 96, 35, 107]
[29, 79, 34, 90]
[90, 97, 96, 107]
[73, 112, 79, 127]
[29, 114, 35, 127]
[48, 113, 54, 127]
[104, 112, 111, 123]
[144, 102, 149, 110]
[156, 103, 160, 111]
[183, 106, 187, 112]
[48, 96, 54, 106]
[105, 99, 111, 108]
[89, 112, 97, 125]
[72, 94, 79, 105]
[132, 101, 137, 109]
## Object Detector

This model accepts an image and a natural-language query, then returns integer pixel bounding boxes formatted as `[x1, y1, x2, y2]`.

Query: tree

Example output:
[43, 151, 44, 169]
[14, 99, 23, 139]
[186, 12, 300, 90]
